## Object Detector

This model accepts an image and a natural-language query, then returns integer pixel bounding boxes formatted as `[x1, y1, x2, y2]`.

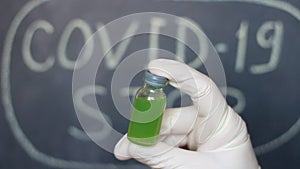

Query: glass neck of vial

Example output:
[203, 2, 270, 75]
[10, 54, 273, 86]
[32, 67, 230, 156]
[143, 82, 164, 91]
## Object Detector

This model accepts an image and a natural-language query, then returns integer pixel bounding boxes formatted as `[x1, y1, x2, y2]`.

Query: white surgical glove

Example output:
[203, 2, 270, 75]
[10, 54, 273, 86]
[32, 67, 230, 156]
[114, 59, 260, 169]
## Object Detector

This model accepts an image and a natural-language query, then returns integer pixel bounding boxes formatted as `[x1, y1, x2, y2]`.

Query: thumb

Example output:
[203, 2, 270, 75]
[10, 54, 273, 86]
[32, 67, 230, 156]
[129, 141, 179, 166]
[114, 135, 190, 168]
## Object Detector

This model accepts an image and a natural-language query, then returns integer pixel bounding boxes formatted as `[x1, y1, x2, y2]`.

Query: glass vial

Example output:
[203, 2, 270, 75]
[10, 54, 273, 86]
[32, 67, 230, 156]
[127, 70, 168, 146]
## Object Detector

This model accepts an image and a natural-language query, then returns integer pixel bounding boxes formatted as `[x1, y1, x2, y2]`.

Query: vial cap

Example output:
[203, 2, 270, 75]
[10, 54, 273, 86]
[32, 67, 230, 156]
[144, 70, 168, 88]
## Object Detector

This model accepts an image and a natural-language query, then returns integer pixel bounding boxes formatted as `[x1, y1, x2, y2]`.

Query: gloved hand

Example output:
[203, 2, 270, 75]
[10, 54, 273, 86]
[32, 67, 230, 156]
[114, 59, 260, 169]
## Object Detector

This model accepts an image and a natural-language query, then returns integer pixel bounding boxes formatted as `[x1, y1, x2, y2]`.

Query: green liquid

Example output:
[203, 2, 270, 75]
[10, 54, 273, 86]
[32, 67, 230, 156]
[127, 97, 166, 146]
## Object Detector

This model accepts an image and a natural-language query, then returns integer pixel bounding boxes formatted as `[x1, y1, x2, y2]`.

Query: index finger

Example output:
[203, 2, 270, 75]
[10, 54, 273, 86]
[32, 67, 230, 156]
[148, 59, 227, 117]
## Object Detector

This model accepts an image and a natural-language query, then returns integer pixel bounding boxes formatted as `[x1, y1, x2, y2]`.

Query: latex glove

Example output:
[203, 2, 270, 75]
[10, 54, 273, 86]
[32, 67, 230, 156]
[114, 59, 260, 169]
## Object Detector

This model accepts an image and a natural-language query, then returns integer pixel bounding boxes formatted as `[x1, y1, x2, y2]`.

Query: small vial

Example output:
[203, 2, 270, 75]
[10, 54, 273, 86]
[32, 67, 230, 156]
[127, 70, 168, 146]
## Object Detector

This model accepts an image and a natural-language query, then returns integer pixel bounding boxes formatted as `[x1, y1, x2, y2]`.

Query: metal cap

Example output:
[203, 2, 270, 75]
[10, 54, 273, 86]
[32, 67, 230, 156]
[144, 70, 168, 88]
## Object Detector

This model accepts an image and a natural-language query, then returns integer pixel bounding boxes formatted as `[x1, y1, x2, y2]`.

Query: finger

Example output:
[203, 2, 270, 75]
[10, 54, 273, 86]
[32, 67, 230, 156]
[114, 134, 180, 162]
[148, 59, 227, 116]
[114, 134, 131, 160]
[160, 134, 188, 147]
[114, 134, 188, 163]
[127, 139, 190, 168]
[148, 59, 210, 99]
[160, 106, 200, 135]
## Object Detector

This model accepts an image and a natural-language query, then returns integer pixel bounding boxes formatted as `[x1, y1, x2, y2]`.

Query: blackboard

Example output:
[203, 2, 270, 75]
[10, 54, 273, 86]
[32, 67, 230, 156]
[1, 0, 300, 169]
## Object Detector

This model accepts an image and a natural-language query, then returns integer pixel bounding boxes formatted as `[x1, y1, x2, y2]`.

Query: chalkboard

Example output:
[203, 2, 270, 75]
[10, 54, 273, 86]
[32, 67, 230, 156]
[1, 0, 300, 169]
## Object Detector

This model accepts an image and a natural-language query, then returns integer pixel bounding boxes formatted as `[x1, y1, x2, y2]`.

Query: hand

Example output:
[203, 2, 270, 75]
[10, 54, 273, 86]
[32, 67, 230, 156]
[114, 59, 260, 169]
